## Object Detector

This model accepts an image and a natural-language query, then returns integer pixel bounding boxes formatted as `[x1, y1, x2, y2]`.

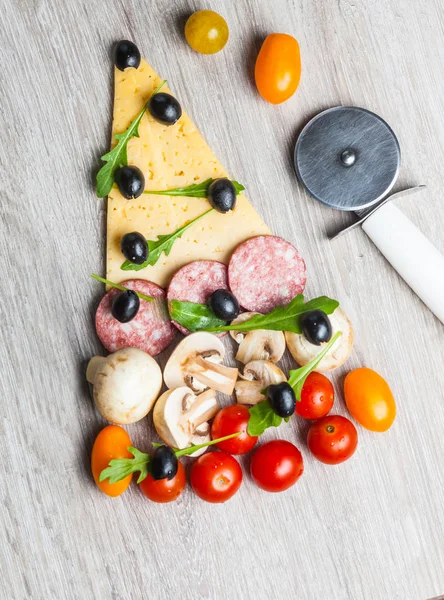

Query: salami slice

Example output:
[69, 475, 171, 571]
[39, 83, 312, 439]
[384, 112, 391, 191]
[95, 279, 176, 356]
[167, 260, 228, 335]
[228, 236, 306, 313]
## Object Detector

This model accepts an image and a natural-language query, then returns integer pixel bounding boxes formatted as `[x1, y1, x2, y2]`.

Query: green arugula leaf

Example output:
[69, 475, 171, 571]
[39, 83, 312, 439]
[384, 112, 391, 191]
[288, 331, 342, 400]
[174, 432, 241, 458]
[144, 178, 245, 198]
[99, 434, 241, 485]
[209, 295, 339, 334]
[169, 295, 339, 334]
[96, 80, 166, 198]
[247, 332, 343, 436]
[169, 300, 226, 330]
[99, 446, 151, 484]
[91, 274, 153, 302]
[247, 400, 283, 436]
[120, 209, 214, 271]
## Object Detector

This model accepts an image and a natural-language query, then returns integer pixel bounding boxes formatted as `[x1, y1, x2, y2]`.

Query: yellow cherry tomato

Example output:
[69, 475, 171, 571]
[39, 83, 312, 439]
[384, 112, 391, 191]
[255, 33, 301, 104]
[344, 368, 396, 432]
[91, 425, 133, 497]
[185, 10, 229, 55]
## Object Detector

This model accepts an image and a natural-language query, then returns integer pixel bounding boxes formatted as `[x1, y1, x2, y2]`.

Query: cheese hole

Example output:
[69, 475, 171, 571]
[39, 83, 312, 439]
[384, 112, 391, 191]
[134, 86, 140, 93]
[175, 171, 185, 176]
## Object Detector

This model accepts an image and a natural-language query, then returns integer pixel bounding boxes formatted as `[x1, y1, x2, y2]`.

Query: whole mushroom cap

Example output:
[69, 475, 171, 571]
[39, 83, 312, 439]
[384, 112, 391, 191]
[91, 348, 162, 424]
[285, 307, 354, 372]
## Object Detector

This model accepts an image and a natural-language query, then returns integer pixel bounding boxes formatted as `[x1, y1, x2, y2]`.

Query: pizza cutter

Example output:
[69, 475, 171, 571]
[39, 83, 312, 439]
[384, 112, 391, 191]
[294, 106, 444, 324]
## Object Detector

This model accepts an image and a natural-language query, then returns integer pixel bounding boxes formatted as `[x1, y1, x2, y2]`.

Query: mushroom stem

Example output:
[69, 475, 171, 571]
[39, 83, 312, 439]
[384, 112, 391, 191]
[235, 381, 267, 405]
[86, 356, 106, 384]
[185, 356, 238, 395]
[178, 389, 219, 435]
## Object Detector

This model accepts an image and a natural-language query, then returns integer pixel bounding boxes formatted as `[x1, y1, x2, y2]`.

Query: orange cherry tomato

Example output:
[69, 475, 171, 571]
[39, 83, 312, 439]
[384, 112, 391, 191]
[139, 461, 186, 503]
[344, 368, 396, 432]
[91, 425, 133, 497]
[255, 33, 301, 104]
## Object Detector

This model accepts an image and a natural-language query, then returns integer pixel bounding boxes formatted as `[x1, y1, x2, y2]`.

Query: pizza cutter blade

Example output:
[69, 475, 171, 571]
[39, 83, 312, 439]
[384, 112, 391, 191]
[294, 106, 444, 324]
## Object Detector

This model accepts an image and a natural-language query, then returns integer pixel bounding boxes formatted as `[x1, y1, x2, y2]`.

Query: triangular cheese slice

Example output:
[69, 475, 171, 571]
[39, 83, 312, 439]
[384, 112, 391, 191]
[107, 58, 270, 288]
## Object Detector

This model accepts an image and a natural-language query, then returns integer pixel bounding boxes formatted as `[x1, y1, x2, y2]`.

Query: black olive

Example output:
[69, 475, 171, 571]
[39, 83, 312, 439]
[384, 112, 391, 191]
[267, 382, 296, 418]
[111, 290, 140, 323]
[150, 446, 178, 481]
[114, 165, 145, 199]
[207, 178, 237, 213]
[300, 310, 332, 346]
[120, 232, 148, 264]
[114, 40, 141, 71]
[209, 289, 240, 321]
[148, 92, 182, 125]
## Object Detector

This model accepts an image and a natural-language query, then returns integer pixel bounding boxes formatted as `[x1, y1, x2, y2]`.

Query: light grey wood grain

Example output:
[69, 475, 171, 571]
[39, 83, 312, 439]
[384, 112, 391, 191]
[1, 0, 444, 599]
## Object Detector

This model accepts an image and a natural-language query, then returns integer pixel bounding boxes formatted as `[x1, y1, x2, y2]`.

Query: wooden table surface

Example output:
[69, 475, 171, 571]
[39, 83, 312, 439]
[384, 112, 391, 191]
[2, 0, 444, 598]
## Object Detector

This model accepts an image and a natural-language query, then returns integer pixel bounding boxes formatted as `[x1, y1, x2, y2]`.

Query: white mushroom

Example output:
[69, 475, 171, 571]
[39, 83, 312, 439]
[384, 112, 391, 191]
[235, 360, 287, 405]
[163, 332, 238, 395]
[285, 307, 354, 372]
[229, 312, 286, 364]
[86, 348, 162, 424]
[153, 387, 219, 457]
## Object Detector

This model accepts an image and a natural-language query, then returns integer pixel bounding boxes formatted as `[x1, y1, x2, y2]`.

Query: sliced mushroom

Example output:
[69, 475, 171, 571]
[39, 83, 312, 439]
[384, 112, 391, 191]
[285, 307, 354, 372]
[229, 312, 286, 364]
[163, 332, 238, 395]
[235, 360, 287, 405]
[153, 387, 219, 456]
[189, 422, 212, 458]
[86, 348, 162, 424]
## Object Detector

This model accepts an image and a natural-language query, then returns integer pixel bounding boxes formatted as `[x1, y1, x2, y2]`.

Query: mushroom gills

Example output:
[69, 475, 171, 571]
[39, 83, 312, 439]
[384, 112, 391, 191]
[235, 360, 287, 405]
[229, 313, 286, 364]
[153, 386, 219, 450]
[185, 355, 238, 395]
[163, 332, 238, 395]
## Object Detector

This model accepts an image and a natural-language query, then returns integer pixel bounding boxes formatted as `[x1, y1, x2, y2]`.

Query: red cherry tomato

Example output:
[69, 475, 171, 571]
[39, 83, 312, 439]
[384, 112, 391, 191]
[307, 415, 358, 465]
[190, 451, 242, 503]
[296, 372, 334, 420]
[250, 440, 304, 492]
[211, 405, 258, 455]
[91, 425, 133, 497]
[139, 461, 186, 503]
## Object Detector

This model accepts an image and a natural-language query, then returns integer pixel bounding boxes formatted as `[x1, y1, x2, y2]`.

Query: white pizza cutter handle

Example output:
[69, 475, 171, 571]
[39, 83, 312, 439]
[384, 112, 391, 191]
[361, 202, 444, 324]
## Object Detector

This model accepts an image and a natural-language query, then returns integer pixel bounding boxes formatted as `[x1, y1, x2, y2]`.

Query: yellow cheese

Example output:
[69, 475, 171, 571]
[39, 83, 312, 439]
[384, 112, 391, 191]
[107, 58, 270, 288]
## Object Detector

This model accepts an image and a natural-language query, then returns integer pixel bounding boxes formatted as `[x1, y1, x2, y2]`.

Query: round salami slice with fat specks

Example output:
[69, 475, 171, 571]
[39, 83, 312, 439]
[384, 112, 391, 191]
[95, 279, 176, 356]
[228, 236, 307, 313]
[167, 260, 228, 335]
